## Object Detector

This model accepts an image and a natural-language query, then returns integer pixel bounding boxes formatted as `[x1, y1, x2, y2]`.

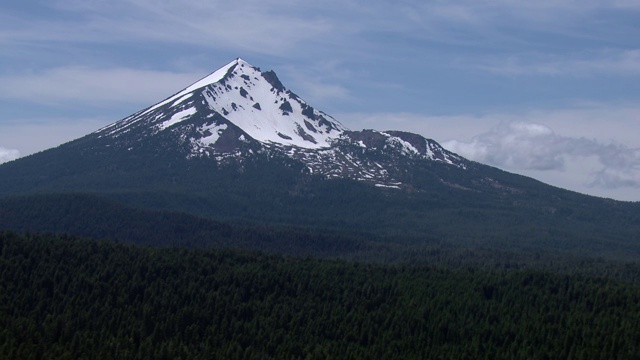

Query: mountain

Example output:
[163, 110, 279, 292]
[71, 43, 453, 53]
[84, 58, 465, 189]
[0, 58, 639, 262]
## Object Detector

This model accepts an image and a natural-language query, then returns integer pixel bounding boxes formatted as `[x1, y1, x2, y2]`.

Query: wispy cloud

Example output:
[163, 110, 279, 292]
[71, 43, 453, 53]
[1, 0, 337, 56]
[0, 66, 202, 106]
[279, 60, 360, 106]
[4, 0, 637, 59]
[0, 62, 355, 111]
[478, 50, 640, 76]
[1, 0, 638, 102]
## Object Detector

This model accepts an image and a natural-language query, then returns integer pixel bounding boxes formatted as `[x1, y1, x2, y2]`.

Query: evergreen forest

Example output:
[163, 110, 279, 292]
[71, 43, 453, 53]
[2, 231, 640, 359]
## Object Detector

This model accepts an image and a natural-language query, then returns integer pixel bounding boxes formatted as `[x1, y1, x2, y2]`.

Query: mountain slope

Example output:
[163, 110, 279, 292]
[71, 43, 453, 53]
[0, 58, 639, 261]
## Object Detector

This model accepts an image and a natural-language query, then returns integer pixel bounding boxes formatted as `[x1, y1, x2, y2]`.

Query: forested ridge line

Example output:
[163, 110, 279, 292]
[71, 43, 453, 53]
[2, 231, 640, 359]
[3, 193, 640, 280]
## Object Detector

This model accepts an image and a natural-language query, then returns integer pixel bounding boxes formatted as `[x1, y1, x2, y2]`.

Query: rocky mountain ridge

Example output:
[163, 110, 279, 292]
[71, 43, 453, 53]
[91, 58, 466, 189]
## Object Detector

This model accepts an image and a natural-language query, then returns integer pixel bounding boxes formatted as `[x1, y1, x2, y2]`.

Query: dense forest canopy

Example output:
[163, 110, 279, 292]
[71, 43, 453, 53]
[2, 231, 640, 359]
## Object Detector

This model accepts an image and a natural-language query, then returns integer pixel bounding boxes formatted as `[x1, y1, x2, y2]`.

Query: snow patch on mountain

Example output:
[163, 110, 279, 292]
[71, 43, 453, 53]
[380, 131, 420, 156]
[197, 123, 228, 146]
[172, 93, 193, 107]
[158, 107, 196, 130]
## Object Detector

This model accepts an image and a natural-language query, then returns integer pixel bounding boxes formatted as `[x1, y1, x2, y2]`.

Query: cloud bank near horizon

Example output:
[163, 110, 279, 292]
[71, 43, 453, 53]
[443, 121, 640, 190]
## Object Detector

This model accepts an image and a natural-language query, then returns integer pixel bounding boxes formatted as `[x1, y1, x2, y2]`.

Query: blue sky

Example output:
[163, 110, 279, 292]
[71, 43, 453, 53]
[1, 0, 639, 201]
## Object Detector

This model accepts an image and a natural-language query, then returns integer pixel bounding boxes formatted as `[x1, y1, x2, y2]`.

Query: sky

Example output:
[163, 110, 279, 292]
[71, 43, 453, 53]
[1, 0, 639, 201]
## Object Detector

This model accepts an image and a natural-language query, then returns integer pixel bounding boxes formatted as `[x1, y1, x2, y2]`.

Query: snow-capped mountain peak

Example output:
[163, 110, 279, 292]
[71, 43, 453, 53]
[93, 58, 467, 189]
[198, 58, 346, 148]
[97, 58, 346, 150]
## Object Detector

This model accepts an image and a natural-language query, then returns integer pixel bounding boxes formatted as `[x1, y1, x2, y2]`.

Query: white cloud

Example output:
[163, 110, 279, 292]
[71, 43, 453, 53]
[444, 122, 577, 171]
[443, 121, 640, 190]
[590, 147, 640, 188]
[0, 147, 20, 164]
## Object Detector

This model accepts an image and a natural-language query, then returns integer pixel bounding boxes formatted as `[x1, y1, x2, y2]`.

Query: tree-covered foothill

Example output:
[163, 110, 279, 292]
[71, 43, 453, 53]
[4, 193, 640, 283]
[2, 231, 640, 359]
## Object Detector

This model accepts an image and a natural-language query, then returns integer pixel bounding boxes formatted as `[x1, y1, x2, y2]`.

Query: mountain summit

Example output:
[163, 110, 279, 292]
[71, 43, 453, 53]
[97, 58, 346, 149]
[89, 58, 465, 188]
